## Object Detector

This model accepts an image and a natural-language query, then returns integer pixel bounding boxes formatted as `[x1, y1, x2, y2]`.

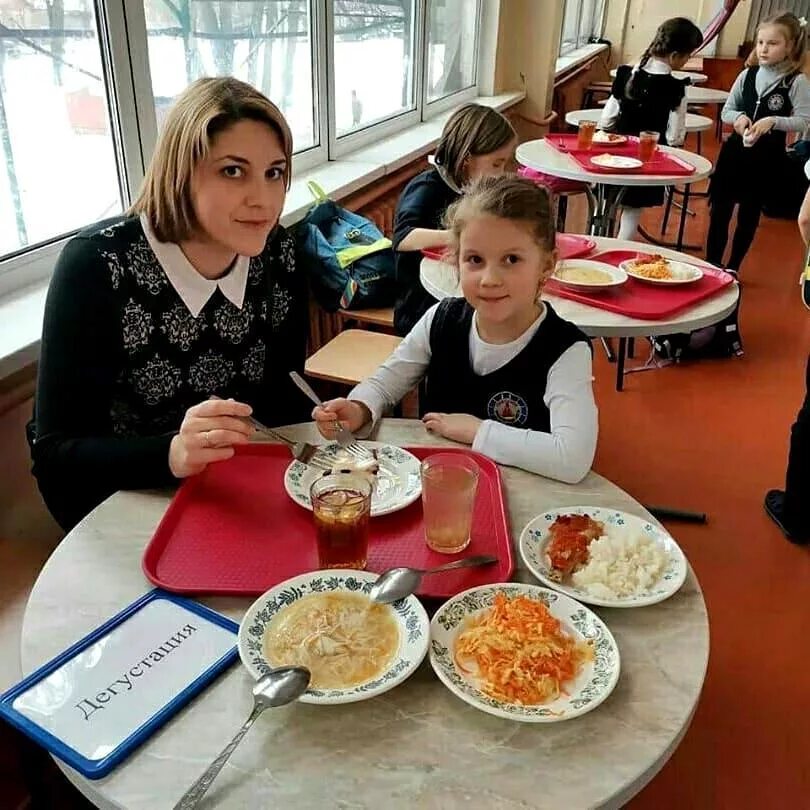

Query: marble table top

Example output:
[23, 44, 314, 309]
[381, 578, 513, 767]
[21, 420, 709, 810]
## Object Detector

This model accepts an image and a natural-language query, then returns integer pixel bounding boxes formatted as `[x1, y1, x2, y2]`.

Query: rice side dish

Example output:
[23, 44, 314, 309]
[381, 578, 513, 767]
[570, 529, 669, 598]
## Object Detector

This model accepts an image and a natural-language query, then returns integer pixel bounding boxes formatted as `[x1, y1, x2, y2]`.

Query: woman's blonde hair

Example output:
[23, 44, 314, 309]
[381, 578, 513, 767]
[443, 174, 556, 254]
[129, 77, 293, 243]
[746, 12, 808, 72]
[433, 103, 516, 189]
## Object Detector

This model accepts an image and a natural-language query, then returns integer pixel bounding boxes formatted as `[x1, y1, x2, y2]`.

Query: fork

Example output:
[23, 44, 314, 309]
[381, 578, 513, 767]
[288, 371, 372, 460]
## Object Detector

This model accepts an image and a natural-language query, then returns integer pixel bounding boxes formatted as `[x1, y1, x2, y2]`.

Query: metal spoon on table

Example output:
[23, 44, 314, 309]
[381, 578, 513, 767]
[369, 555, 498, 604]
[174, 666, 311, 810]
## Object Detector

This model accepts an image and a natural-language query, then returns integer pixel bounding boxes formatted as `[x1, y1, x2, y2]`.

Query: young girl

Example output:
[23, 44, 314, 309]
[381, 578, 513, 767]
[707, 12, 810, 273]
[313, 175, 598, 484]
[29, 78, 311, 530]
[599, 17, 704, 240]
[392, 103, 517, 336]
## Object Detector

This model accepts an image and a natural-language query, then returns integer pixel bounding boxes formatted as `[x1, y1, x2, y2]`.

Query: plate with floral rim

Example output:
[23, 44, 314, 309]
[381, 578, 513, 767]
[239, 569, 430, 705]
[429, 582, 620, 722]
[284, 441, 422, 517]
[519, 506, 688, 608]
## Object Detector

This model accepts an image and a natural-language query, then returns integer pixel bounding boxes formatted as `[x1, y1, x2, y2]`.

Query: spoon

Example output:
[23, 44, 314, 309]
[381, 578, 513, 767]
[369, 555, 498, 604]
[174, 666, 311, 809]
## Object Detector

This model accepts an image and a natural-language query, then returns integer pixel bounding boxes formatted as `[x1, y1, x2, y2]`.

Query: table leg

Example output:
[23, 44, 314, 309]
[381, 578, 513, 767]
[628, 337, 635, 358]
[697, 131, 702, 154]
[600, 337, 616, 362]
[616, 337, 627, 391]
[638, 184, 703, 252]
[675, 184, 691, 252]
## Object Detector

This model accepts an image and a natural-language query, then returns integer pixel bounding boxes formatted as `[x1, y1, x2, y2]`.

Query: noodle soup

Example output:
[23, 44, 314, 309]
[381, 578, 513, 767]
[262, 592, 399, 689]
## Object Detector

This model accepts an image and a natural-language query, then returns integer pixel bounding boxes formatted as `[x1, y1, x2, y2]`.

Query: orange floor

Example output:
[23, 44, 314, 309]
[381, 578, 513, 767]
[592, 133, 810, 807]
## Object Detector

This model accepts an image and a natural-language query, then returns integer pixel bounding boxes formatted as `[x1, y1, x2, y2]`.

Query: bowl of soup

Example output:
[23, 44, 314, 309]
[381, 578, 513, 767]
[239, 569, 430, 704]
[551, 260, 628, 292]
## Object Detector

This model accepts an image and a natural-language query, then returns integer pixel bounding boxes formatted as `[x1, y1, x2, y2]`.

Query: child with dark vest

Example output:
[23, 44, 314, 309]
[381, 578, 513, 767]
[599, 17, 704, 242]
[312, 175, 598, 483]
[707, 12, 810, 274]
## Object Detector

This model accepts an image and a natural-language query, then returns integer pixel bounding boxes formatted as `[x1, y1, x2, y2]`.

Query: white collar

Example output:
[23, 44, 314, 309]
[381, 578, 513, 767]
[140, 214, 250, 318]
[471, 302, 547, 349]
[638, 57, 673, 76]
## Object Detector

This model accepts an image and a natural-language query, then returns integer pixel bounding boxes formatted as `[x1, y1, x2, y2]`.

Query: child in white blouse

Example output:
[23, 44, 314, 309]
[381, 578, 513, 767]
[312, 175, 598, 484]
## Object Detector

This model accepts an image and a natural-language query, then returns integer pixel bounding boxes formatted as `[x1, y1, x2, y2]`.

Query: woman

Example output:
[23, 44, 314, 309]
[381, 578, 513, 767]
[29, 77, 310, 531]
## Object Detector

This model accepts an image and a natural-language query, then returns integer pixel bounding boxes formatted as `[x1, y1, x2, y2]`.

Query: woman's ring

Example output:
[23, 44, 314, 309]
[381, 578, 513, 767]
[203, 430, 212, 447]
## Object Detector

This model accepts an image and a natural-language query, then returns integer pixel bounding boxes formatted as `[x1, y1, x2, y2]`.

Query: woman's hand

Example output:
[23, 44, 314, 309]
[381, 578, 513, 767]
[748, 116, 776, 140]
[422, 412, 482, 445]
[733, 114, 752, 136]
[312, 398, 371, 439]
[169, 398, 253, 478]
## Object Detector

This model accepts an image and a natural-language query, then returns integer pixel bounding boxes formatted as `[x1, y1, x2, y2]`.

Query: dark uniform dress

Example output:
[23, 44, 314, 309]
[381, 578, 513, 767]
[422, 298, 589, 430]
[707, 66, 798, 270]
[608, 65, 689, 208]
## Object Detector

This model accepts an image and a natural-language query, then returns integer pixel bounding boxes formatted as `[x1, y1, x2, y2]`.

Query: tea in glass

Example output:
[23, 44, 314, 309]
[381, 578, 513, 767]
[577, 120, 597, 150]
[638, 131, 659, 162]
[420, 454, 480, 554]
[310, 472, 372, 569]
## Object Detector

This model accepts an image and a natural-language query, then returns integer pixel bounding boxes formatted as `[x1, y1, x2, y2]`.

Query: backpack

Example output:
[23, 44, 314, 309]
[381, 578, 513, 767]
[296, 181, 396, 312]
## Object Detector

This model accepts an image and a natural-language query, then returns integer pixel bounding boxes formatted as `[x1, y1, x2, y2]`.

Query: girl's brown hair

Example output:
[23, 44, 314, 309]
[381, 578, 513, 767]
[443, 174, 556, 255]
[746, 12, 808, 73]
[433, 104, 517, 189]
[129, 77, 293, 243]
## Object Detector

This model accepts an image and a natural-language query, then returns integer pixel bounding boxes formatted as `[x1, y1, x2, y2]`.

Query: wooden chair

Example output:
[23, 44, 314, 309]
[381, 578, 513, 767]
[304, 329, 402, 386]
[337, 307, 395, 332]
[582, 81, 612, 109]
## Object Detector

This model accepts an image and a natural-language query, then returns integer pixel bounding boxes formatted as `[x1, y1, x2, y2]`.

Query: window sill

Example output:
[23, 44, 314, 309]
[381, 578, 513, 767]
[555, 43, 609, 80]
[0, 90, 525, 381]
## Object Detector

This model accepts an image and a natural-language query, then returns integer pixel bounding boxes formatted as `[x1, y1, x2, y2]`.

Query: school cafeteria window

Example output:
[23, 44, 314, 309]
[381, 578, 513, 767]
[559, 0, 605, 57]
[0, 0, 487, 286]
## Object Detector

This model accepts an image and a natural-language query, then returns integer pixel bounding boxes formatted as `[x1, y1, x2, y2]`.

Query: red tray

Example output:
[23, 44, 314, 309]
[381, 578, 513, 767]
[142, 444, 514, 600]
[422, 233, 595, 263]
[546, 250, 735, 320]
[547, 134, 697, 176]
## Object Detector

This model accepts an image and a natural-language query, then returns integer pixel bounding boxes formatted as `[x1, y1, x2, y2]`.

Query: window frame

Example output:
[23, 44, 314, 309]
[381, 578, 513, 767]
[0, 0, 489, 290]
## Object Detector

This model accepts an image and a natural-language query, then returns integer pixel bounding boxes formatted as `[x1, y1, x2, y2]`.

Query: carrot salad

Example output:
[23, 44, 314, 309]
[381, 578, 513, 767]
[454, 593, 593, 705]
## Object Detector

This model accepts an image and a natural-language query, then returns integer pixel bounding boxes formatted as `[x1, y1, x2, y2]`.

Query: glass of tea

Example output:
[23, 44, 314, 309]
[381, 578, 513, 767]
[638, 131, 660, 162]
[577, 120, 597, 150]
[310, 472, 373, 569]
[420, 453, 480, 554]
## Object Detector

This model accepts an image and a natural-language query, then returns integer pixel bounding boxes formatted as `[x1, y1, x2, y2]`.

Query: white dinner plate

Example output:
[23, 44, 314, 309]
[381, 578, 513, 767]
[620, 258, 704, 285]
[284, 441, 422, 517]
[590, 154, 642, 170]
[592, 130, 628, 145]
[519, 506, 688, 608]
[429, 582, 620, 722]
[552, 259, 628, 292]
[239, 569, 430, 704]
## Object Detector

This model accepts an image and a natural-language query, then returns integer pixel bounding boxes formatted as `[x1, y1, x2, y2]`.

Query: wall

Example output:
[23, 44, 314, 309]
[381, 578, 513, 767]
[605, 0, 752, 64]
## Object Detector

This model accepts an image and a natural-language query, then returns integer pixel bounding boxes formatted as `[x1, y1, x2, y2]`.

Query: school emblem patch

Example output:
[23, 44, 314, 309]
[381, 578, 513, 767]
[487, 391, 529, 425]
[767, 94, 785, 111]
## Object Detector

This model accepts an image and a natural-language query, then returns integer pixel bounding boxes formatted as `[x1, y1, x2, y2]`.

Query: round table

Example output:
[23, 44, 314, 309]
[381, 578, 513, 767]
[420, 237, 740, 390]
[685, 85, 730, 105]
[609, 68, 708, 84]
[565, 108, 713, 153]
[515, 139, 713, 247]
[20, 420, 710, 810]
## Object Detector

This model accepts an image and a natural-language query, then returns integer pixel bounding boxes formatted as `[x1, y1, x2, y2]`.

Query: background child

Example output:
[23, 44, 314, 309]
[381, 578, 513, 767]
[313, 175, 598, 484]
[392, 103, 517, 335]
[599, 17, 703, 240]
[707, 12, 810, 274]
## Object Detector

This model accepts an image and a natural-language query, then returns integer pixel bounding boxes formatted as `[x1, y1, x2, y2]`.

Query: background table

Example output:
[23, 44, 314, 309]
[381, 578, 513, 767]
[20, 420, 710, 810]
[515, 139, 713, 249]
[421, 237, 740, 391]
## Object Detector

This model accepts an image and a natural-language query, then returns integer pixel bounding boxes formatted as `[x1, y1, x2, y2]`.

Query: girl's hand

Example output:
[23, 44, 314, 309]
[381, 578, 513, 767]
[733, 115, 752, 136]
[422, 412, 482, 445]
[312, 398, 371, 439]
[749, 117, 776, 139]
[169, 398, 253, 478]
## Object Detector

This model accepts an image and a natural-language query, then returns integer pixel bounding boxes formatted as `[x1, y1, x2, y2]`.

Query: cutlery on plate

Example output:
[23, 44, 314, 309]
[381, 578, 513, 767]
[174, 666, 311, 809]
[369, 555, 499, 604]
[289, 371, 372, 459]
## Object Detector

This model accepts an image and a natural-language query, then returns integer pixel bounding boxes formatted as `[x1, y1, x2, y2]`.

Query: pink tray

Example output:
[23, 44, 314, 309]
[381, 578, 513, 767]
[422, 233, 595, 263]
[142, 444, 514, 600]
[546, 250, 735, 320]
[547, 134, 697, 176]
